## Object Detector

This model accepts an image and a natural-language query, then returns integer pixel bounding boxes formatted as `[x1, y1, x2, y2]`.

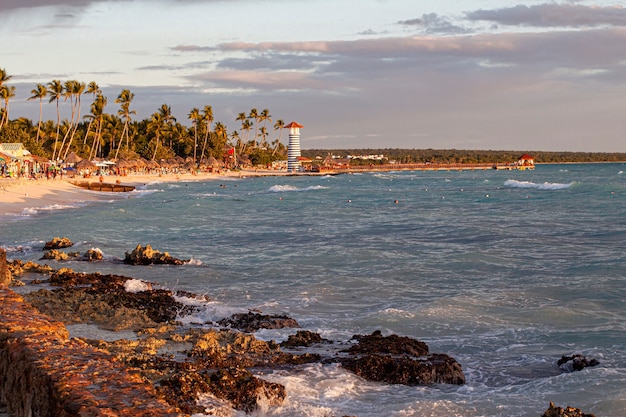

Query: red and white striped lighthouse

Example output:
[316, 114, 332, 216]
[285, 121, 303, 172]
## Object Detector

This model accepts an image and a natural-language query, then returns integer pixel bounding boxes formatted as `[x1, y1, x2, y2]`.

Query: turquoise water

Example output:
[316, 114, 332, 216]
[2, 164, 625, 417]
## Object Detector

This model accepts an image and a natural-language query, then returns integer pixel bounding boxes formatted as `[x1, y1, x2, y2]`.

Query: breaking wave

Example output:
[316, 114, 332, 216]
[267, 184, 328, 192]
[504, 179, 574, 190]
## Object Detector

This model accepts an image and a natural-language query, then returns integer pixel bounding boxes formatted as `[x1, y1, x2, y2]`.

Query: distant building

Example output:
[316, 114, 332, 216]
[285, 121, 303, 172]
[517, 154, 535, 167]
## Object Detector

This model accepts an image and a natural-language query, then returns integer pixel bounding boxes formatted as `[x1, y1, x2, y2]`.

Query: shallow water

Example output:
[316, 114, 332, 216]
[2, 163, 625, 417]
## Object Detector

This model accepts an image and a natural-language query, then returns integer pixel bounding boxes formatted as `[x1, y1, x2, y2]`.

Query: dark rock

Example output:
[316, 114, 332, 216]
[281, 330, 332, 348]
[336, 330, 465, 385]
[124, 244, 188, 265]
[346, 329, 429, 357]
[542, 401, 596, 417]
[341, 352, 465, 385]
[218, 311, 300, 332]
[557, 354, 600, 373]
[83, 248, 103, 261]
[44, 237, 73, 249]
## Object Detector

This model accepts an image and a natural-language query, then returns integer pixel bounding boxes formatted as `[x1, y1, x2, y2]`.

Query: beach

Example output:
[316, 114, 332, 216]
[0, 169, 290, 217]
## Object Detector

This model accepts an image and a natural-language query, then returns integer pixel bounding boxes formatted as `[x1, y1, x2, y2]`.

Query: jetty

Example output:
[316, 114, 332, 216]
[70, 180, 135, 192]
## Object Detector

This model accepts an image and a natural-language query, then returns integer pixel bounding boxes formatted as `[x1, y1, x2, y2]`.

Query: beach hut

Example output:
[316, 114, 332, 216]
[517, 154, 535, 168]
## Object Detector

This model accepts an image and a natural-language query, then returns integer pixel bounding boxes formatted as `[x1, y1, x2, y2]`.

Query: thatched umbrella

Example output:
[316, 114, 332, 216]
[75, 159, 96, 170]
[64, 152, 82, 164]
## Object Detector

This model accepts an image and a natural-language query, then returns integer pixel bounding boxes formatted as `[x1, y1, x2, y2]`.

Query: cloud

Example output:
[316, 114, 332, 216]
[398, 13, 470, 34]
[466, 3, 626, 28]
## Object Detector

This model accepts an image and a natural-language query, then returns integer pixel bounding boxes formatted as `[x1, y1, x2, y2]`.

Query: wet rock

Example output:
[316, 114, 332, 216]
[44, 236, 73, 249]
[346, 330, 429, 356]
[24, 269, 194, 330]
[83, 248, 103, 261]
[557, 354, 600, 373]
[542, 401, 595, 417]
[40, 249, 71, 261]
[124, 244, 188, 265]
[217, 311, 300, 332]
[337, 330, 465, 385]
[280, 330, 332, 348]
[7, 260, 54, 277]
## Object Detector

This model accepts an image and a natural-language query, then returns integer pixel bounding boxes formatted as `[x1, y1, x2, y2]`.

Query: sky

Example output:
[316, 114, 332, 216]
[2, 0, 626, 152]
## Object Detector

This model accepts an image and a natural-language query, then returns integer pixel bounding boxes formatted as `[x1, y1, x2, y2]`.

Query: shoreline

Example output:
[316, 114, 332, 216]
[0, 169, 294, 218]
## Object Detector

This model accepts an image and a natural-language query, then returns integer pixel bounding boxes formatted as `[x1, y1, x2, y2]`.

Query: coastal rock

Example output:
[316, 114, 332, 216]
[217, 311, 300, 332]
[541, 401, 595, 417]
[0, 249, 9, 287]
[337, 330, 465, 385]
[557, 354, 600, 373]
[43, 236, 73, 249]
[40, 249, 71, 261]
[83, 248, 104, 261]
[159, 366, 286, 414]
[0, 288, 180, 417]
[24, 269, 194, 330]
[124, 244, 188, 265]
[7, 260, 54, 277]
[280, 330, 332, 348]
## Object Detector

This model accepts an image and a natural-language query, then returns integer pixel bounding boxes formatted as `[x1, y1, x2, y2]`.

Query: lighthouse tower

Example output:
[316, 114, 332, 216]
[285, 121, 303, 172]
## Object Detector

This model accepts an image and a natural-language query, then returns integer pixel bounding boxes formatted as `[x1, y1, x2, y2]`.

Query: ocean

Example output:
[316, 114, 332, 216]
[2, 163, 625, 417]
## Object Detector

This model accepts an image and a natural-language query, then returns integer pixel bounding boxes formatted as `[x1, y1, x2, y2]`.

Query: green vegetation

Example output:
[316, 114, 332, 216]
[302, 149, 626, 164]
[0, 68, 287, 166]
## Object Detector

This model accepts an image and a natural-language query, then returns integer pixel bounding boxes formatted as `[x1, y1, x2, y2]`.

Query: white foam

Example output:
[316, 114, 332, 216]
[123, 278, 152, 293]
[267, 184, 328, 193]
[504, 179, 574, 190]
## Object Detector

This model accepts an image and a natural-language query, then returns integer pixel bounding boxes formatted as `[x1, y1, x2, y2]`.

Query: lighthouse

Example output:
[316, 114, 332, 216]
[285, 121, 303, 172]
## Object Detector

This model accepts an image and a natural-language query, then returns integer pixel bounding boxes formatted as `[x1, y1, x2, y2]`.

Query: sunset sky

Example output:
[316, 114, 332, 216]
[2, 0, 626, 151]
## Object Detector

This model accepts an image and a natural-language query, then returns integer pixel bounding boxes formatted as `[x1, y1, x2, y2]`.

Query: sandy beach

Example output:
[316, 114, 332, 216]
[0, 170, 288, 217]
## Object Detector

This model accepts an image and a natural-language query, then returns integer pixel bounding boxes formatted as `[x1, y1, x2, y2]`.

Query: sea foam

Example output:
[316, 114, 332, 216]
[504, 179, 574, 190]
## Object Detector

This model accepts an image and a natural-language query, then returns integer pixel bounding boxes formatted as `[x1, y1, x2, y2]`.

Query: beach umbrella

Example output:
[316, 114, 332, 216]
[64, 152, 82, 164]
[75, 159, 97, 169]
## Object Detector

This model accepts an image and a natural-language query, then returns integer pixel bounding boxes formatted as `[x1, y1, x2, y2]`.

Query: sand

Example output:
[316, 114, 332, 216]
[0, 169, 288, 218]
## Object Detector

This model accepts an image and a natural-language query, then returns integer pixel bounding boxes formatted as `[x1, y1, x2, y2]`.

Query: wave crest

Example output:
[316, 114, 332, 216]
[268, 184, 328, 192]
[504, 179, 574, 190]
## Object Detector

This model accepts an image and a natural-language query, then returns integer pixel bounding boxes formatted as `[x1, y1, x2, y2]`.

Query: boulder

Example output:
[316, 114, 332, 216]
[124, 244, 187, 265]
[542, 401, 595, 417]
[558, 354, 600, 373]
[218, 311, 300, 332]
[337, 330, 465, 385]
[280, 330, 332, 348]
[83, 248, 104, 261]
[43, 237, 73, 249]
[40, 249, 70, 261]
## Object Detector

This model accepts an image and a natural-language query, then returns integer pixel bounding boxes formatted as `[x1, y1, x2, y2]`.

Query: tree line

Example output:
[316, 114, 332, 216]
[0, 68, 288, 166]
[302, 148, 626, 165]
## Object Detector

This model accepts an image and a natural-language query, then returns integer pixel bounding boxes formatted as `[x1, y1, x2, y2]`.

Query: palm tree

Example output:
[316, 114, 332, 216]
[83, 82, 101, 145]
[62, 80, 86, 159]
[0, 85, 16, 128]
[148, 111, 164, 161]
[114, 89, 135, 160]
[272, 119, 285, 156]
[87, 93, 107, 160]
[248, 108, 258, 147]
[0, 68, 12, 88]
[240, 119, 252, 154]
[260, 108, 271, 131]
[200, 105, 213, 161]
[48, 80, 64, 161]
[188, 107, 201, 163]
[28, 84, 47, 143]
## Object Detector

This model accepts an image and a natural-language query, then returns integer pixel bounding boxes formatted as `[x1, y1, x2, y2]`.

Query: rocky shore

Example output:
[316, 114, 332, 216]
[0, 245, 599, 416]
